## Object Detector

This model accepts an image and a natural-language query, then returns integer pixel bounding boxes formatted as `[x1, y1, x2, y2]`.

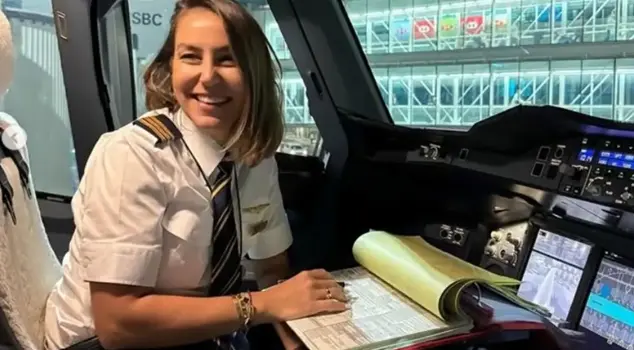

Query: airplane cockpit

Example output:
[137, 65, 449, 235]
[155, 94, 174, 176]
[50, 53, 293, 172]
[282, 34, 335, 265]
[1, 0, 634, 349]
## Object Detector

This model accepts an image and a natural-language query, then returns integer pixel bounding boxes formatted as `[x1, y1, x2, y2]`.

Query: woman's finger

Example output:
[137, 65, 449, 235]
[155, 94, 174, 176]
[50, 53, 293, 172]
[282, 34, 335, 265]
[314, 299, 348, 314]
[314, 286, 347, 302]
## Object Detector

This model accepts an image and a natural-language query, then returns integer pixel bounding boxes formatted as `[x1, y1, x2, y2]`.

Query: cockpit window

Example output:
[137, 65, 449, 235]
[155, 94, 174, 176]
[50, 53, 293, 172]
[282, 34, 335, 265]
[342, 0, 634, 129]
[2, 2, 78, 196]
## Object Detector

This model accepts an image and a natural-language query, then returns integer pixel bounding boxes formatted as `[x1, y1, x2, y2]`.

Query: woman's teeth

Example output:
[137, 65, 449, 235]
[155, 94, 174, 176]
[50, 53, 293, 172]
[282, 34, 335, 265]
[196, 96, 229, 105]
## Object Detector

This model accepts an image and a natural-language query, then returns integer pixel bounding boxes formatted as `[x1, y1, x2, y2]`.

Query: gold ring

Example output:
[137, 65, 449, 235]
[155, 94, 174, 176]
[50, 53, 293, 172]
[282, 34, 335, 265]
[326, 288, 332, 299]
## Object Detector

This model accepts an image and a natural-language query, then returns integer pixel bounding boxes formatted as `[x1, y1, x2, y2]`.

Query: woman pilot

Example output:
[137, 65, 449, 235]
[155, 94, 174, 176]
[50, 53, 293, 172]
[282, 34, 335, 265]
[43, 1, 347, 349]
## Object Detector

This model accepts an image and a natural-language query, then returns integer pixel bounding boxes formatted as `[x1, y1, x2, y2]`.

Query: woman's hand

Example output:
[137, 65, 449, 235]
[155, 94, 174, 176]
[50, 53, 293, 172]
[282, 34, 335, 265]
[258, 269, 348, 322]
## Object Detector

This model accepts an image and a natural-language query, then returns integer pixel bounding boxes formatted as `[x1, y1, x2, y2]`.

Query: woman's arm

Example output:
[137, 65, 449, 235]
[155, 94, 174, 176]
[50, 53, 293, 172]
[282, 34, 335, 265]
[81, 136, 342, 349]
[90, 283, 273, 349]
[243, 157, 323, 349]
[250, 252, 305, 350]
[76, 131, 272, 349]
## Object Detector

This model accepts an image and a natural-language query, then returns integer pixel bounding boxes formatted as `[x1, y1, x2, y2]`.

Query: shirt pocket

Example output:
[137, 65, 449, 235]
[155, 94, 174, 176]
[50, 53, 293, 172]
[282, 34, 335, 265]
[158, 201, 212, 289]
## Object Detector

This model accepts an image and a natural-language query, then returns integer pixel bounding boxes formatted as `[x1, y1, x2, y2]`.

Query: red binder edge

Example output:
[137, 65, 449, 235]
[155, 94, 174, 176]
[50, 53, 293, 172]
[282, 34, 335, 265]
[397, 321, 549, 350]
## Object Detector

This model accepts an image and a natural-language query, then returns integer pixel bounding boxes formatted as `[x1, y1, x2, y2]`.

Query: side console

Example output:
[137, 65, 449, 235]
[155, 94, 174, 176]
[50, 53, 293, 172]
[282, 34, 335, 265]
[421, 223, 489, 265]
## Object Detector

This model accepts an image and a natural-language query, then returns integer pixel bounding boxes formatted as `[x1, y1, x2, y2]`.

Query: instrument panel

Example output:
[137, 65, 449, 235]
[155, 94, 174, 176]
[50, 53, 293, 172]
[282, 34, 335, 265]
[404, 133, 634, 216]
[562, 137, 634, 209]
[374, 106, 634, 219]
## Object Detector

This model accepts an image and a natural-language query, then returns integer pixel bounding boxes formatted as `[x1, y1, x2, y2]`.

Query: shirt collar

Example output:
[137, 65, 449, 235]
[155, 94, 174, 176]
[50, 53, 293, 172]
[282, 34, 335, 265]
[175, 109, 226, 178]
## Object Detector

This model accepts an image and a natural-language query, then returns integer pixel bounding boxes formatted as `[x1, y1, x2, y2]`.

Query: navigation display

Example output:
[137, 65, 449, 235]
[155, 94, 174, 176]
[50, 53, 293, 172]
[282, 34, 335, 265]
[518, 229, 591, 323]
[579, 253, 634, 350]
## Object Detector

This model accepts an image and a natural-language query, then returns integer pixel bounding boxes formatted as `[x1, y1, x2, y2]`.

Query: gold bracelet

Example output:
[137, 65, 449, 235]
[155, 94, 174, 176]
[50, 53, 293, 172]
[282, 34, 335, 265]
[233, 292, 255, 331]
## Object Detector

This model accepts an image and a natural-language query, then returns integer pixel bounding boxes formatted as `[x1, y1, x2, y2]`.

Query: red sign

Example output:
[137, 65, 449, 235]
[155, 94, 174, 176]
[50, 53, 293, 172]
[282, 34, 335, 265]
[462, 15, 484, 35]
[413, 19, 436, 39]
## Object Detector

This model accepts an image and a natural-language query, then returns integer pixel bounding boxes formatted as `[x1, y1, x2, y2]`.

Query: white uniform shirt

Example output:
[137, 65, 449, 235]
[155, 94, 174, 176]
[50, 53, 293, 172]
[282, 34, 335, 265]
[43, 108, 293, 349]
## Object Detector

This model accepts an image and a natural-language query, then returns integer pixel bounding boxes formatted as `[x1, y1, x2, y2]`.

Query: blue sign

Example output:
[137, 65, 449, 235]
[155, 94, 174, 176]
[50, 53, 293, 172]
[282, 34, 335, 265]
[392, 19, 411, 41]
[537, 4, 563, 23]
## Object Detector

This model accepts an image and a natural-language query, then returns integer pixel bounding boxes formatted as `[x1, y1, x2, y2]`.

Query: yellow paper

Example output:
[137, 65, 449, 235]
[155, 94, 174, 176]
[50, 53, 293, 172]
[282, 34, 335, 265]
[352, 231, 519, 320]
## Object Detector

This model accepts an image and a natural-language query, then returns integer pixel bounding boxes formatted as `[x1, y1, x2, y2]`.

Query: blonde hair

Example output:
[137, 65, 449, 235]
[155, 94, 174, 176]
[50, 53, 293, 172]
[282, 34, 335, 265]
[143, 0, 284, 167]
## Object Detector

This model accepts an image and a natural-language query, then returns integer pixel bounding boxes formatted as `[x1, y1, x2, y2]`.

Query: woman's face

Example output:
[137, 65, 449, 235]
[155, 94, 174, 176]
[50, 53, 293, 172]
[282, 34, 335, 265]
[171, 7, 246, 143]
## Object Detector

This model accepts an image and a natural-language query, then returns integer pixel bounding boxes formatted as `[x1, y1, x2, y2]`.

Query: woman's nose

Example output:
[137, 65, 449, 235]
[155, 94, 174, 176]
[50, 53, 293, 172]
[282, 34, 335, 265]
[200, 64, 219, 85]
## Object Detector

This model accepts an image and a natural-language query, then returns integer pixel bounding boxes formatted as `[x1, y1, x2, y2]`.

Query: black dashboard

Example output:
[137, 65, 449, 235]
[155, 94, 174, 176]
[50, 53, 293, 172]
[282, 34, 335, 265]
[340, 105, 634, 260]
[330, 105, 634, 350]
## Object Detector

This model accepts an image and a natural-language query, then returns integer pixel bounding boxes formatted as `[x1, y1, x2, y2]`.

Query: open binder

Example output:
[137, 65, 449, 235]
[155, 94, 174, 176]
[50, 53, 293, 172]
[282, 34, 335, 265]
[286, 231, 557, 350]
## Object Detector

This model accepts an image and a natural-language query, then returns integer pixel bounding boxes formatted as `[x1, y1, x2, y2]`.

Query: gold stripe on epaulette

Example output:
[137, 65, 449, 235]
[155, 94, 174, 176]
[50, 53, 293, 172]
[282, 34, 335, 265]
[133, 114, 182, 146]
[146, 116, 173, 140]
[136, 118, 167, 142]
[139, 117, 171, 142]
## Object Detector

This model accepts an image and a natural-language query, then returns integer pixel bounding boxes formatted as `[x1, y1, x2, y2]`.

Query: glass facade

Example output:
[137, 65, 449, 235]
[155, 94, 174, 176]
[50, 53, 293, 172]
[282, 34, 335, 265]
[343, 0, 633, 53]
[4, 0, 634, 196]
[258, 0, 634, 127]
[373, 59, 634, 126]
[1, 2, 78, 196]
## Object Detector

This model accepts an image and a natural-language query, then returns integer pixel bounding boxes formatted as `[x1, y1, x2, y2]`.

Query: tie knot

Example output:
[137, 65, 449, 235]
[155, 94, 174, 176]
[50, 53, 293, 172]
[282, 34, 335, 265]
[217, 160, 233, 177]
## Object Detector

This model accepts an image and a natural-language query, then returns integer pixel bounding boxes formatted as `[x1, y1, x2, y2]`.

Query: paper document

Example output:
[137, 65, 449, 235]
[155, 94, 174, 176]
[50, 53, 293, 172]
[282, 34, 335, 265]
[352, 231, 519, 319]
[286, 267, 470, 350]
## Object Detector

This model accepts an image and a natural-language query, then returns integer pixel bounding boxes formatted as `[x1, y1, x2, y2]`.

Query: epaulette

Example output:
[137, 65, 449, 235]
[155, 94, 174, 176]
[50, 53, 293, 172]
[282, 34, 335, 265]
[133, 114, 182, 146]
[0, 124, 31, 198]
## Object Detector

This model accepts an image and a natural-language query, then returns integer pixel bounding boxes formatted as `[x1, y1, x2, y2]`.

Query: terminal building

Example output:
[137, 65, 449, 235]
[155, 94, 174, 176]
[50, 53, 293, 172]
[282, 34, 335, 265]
[1, 0, 634, 191]
[261, 0, 634, 129]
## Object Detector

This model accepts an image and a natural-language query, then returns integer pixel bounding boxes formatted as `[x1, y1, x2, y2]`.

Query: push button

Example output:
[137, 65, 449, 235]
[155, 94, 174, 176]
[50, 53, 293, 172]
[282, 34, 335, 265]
[592, 166, 604, 176]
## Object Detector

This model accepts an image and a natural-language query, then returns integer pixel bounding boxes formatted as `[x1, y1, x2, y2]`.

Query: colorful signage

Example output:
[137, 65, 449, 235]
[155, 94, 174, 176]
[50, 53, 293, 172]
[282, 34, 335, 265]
[392, 18, 411, 40]
[462, 15, 484, 35]
[413, 19, 436, 39]
[439, 15, 459, 37]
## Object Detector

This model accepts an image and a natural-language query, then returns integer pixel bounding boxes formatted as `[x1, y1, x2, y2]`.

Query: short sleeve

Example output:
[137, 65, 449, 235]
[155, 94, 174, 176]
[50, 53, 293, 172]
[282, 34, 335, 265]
[245, 158, 293, 260]
[0, 114, 28, 163]
[78, 129, 166, 287]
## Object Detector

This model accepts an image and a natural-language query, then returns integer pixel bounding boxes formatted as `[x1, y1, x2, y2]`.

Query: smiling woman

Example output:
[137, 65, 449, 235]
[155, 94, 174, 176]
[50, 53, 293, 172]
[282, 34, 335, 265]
[170, 9, 247, 135]
[43, 1, 347, 350]
[143, 0, 283, 166]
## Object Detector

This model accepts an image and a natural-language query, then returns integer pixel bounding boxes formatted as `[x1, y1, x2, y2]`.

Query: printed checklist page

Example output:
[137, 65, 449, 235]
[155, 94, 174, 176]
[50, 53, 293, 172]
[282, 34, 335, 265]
[286, 267, 470, 350]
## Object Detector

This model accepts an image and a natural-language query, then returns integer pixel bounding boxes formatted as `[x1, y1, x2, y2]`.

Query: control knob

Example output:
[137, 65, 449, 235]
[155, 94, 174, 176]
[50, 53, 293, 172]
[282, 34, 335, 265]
[585, 177, 605, 196]
[560, 164, 586, 182]
[620, 191, 634, 207]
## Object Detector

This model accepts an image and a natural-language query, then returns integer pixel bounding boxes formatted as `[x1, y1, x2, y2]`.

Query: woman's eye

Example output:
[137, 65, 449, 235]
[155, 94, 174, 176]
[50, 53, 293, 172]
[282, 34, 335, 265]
[217, 56, 235, 65]
[181, 53, 200, 61]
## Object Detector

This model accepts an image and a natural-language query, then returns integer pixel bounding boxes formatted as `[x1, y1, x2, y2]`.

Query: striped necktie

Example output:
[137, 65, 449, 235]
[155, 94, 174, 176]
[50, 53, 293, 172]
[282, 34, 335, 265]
[207, 160, 243, 296]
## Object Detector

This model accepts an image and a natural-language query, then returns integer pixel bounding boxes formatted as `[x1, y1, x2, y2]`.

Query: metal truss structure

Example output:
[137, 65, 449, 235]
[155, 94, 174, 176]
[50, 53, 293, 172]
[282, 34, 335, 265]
[265, 0, 634, 127]
[4, 0, 634, 130]
[282, 58, 634, 127]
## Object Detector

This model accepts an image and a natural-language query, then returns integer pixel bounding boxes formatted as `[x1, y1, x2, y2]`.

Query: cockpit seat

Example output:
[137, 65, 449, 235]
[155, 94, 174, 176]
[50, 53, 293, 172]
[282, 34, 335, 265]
[0, 129, 62, 349]
[0, 8, 62, 350]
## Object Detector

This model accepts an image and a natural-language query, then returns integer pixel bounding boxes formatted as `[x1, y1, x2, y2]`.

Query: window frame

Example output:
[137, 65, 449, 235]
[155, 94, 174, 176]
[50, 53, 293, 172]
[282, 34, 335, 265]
[52, 0, 114, 180]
